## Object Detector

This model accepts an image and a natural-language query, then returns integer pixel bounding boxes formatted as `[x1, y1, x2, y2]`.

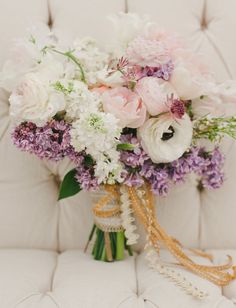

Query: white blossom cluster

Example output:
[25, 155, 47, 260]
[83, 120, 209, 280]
[70, 112, 123, 184]
[0, 24, 124, 184]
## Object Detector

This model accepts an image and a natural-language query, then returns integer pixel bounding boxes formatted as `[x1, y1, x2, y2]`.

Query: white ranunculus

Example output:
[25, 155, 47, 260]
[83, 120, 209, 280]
[9, 71, 65, 126]
[138, 114, 193, 163]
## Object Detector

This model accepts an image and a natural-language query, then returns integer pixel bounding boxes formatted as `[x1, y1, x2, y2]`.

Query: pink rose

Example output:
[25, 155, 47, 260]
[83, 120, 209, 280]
[135, 77, 178, 116]
[102, 87, 146, 128]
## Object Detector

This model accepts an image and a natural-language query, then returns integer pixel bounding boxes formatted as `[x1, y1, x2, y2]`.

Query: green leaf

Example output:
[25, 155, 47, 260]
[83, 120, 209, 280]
[58, 168, 81, 200]
[84, 154, 94, 167]
[117, 143, 135, 151]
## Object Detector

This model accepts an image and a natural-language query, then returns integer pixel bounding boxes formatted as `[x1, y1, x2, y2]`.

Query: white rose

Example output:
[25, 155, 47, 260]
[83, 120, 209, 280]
[9, 71, 65, 126]
[138, 114, 193, 163]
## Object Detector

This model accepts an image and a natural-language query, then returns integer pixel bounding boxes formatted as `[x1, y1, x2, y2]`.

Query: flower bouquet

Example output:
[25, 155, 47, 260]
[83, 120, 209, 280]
[2, 13, 236, 298]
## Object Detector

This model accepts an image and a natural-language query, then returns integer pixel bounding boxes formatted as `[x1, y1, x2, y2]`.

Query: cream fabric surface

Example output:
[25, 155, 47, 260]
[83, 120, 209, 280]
[0, 0, 236, 307]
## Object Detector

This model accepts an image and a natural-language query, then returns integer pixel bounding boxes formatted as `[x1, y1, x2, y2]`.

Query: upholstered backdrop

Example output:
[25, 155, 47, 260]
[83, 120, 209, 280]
[0, 0, 236, 307]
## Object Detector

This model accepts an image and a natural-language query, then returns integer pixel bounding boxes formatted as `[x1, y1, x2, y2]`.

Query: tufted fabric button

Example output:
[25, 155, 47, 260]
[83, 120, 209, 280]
[201, 17, 208, 30]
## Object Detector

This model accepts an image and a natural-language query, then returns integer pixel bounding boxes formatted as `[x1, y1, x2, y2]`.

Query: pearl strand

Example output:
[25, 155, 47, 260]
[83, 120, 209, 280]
[145, 247, 208, 299]
[120, 186, 139, 245]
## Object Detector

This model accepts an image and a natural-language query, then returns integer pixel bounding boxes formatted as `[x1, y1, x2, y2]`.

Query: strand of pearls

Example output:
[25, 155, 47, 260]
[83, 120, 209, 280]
[120, 186, 139, 245]
[145, 248, 208, 299]
[136, 187, 208, 300]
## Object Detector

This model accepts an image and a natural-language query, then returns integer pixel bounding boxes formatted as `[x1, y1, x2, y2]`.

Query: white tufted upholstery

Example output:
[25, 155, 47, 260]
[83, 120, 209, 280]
[0, 0, 236, 307]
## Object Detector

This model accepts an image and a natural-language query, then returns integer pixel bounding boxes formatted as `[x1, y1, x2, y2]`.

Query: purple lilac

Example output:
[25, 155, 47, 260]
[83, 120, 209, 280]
[198, 148, 225, 189]
[140, 161, 170, 196]
[75, 162, 98, 191]
[12, 120, 76, 161]
[123, 60, 174, 84]
[168, 147, 225, 189]
[140, 60, 174, 81]
[120, 134, 149, 168]
[119, 133, 225, 195]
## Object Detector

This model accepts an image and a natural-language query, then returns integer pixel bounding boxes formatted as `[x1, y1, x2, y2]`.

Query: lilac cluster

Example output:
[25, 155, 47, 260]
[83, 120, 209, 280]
[12, 120, 99, 190]
[75, 161, 98, 191]
[12, 120, 76, 161]
[197, 148, 225, 189]
[140, 60, 174, 81]
[169, 147, 225, 190]
[119, 134, 225, 195]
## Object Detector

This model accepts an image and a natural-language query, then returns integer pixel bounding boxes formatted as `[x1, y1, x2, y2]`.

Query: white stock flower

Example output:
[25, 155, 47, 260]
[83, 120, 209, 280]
[95, 157, 123, 185]
[138, 114, 193, 163]
[9, 64, 65, 126]
[71, 111, 123, 184]
[72, 37, 108, 85]
[71, 111, 121, 154]
[53, 79, 99, 119]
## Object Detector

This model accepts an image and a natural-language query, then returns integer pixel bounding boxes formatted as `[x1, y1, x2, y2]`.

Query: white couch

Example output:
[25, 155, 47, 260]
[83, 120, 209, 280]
[1, 0, 236, 307]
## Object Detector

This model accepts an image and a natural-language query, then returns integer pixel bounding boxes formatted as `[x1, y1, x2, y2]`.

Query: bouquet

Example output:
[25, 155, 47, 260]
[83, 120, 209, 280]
[2, 13, 236, 298]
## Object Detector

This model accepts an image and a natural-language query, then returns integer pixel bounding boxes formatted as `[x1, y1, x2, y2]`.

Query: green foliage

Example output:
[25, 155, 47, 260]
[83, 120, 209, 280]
[117, 143, 135, 151]
[193, 116, 236, 142]
[53, 81, 74, 95]
[58, 168, 81, 200]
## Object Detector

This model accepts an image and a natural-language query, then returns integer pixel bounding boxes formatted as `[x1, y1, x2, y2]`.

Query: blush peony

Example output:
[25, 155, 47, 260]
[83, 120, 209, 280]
[102, 87, 146, 128]
[135, 77, 178, 116]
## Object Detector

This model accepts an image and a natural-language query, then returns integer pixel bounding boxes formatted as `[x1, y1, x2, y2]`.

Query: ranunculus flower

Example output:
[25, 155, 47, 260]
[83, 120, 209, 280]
[138, 114, 193, 163]
[135, 77, 178, 116]
[102, 87, 146, 128]
[9, 71, 65, 126]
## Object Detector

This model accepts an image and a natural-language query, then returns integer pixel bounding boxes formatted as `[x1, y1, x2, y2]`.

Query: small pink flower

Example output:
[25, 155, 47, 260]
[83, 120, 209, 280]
[167, 94, 185, 119]
[135, 77, 178, 116]
[102, 87, 146, 128]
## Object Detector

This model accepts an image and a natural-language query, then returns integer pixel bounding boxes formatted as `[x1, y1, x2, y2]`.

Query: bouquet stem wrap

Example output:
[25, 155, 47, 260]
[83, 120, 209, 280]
[92, 184, 236, 287]
[88, 186, 133, 261]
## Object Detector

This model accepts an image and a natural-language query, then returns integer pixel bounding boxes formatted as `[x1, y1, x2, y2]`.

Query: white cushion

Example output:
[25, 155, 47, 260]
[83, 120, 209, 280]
[207, 249, 236, 304]
[136, 251, 235, 308]
[1, 249, 236, 308]
[0, 249, 57, 307]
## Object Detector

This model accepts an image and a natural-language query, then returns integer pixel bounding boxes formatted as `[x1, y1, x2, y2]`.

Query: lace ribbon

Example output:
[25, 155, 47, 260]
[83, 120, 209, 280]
[92, 184, 236, 291]
[127, 184, 236, 287]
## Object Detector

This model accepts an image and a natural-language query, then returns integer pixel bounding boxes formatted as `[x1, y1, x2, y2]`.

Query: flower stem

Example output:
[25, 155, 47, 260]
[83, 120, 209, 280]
[84, 224, 96, 253]
[52, 49, 86, 83]
[116, 231, 125, 260]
